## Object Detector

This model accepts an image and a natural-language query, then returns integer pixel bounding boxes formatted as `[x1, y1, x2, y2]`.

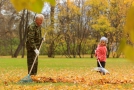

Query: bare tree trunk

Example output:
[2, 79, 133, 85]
[72, 33, 76, 58]
[22, 10, 29, 58]
[66, 36, 71, 58]
[48, 41, 55, 58]
[13, 9, 29, 58]
[48, 6, 55, 58]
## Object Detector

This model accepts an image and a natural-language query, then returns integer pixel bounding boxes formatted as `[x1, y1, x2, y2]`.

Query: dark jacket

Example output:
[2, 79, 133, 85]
[26, 22, 42, 50]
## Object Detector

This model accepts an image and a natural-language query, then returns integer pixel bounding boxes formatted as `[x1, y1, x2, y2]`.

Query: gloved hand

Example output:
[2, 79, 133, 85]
[34, 49, 39, 56]
[42, 37, 45, 42]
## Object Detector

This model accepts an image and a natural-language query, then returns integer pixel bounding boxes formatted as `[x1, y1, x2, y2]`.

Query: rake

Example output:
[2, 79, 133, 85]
[18, 33, 46, 83]
[97, 59, 109, 75]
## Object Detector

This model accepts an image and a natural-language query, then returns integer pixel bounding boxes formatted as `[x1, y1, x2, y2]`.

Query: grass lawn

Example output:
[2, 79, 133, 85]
[0, 56, 134, 90]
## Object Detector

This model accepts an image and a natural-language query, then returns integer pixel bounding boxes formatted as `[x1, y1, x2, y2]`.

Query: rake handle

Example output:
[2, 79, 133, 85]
[97, 59, 103, 68]
[29, 33, 46, 75]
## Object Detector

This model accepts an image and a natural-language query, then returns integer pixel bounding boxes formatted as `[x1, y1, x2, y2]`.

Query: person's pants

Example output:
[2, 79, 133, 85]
[27, 49, 38, 75]
[97, 61, 106, 68]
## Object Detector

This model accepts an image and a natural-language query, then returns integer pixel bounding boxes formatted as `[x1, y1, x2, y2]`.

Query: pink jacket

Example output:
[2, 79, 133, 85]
[95, 44, 107, 62]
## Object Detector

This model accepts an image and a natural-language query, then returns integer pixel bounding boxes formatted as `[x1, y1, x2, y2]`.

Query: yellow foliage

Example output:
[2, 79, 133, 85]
[118, 38, 126, 52]
[88, 0, 109, 9]
[67, 0, 80, 15]
[121, 6, 134, 61]
[91, 15, 111, 33]
[89, 0, 100, 6]
[10, 0, 55, 13]
[125, 6, 134, 42]
[125, 7, 134, 27]
[123, 45, 134, 61]
[44, 0, 55, 6]
[10, 0, 44, 13]
[124, 0, 134, 4]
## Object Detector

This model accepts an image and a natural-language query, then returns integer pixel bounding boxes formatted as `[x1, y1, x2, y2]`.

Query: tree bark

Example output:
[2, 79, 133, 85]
[13, 9, 29, 58]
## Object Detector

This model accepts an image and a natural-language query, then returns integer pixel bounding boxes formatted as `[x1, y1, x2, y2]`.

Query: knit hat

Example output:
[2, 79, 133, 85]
[100, 36, 108, 43]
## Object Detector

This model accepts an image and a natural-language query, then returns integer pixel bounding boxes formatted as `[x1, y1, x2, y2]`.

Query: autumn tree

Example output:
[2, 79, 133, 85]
[107, 0, 132, 58]
[85, 0, 113, 58]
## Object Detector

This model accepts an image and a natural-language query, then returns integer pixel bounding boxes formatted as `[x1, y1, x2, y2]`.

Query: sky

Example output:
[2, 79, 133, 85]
[41, 0, 73, 14]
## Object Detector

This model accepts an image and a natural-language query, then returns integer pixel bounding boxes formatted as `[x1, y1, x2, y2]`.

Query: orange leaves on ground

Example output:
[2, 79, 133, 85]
[1, 67, 134, 89]
[31, 73, 134, 86]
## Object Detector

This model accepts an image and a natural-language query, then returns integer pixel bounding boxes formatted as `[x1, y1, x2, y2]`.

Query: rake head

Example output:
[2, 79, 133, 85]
[18, 74, 33, 83]
[93, 67, 109, 75]
[99, 67, 109, 75]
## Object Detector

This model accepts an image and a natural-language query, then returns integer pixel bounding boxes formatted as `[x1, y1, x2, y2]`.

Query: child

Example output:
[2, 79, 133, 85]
[95, 36, 108, 68]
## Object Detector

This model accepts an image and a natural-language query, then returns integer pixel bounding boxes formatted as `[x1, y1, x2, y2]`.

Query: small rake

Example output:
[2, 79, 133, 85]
[92, 59, 109, 75]
[97, 59, 109, 75]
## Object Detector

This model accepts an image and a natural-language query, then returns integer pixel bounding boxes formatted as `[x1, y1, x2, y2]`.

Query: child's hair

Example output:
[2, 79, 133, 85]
[100, 36, 108, 43]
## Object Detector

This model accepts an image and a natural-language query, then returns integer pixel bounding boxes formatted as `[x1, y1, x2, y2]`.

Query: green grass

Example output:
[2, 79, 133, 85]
[0, 56, 95, 69]
[0, 56, 133, 76]
[0, 56, 132, 69]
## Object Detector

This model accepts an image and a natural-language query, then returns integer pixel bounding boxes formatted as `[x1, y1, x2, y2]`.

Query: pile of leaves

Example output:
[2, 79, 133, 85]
[31, 73, 134, 85]
[1, 67, 134, 89]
